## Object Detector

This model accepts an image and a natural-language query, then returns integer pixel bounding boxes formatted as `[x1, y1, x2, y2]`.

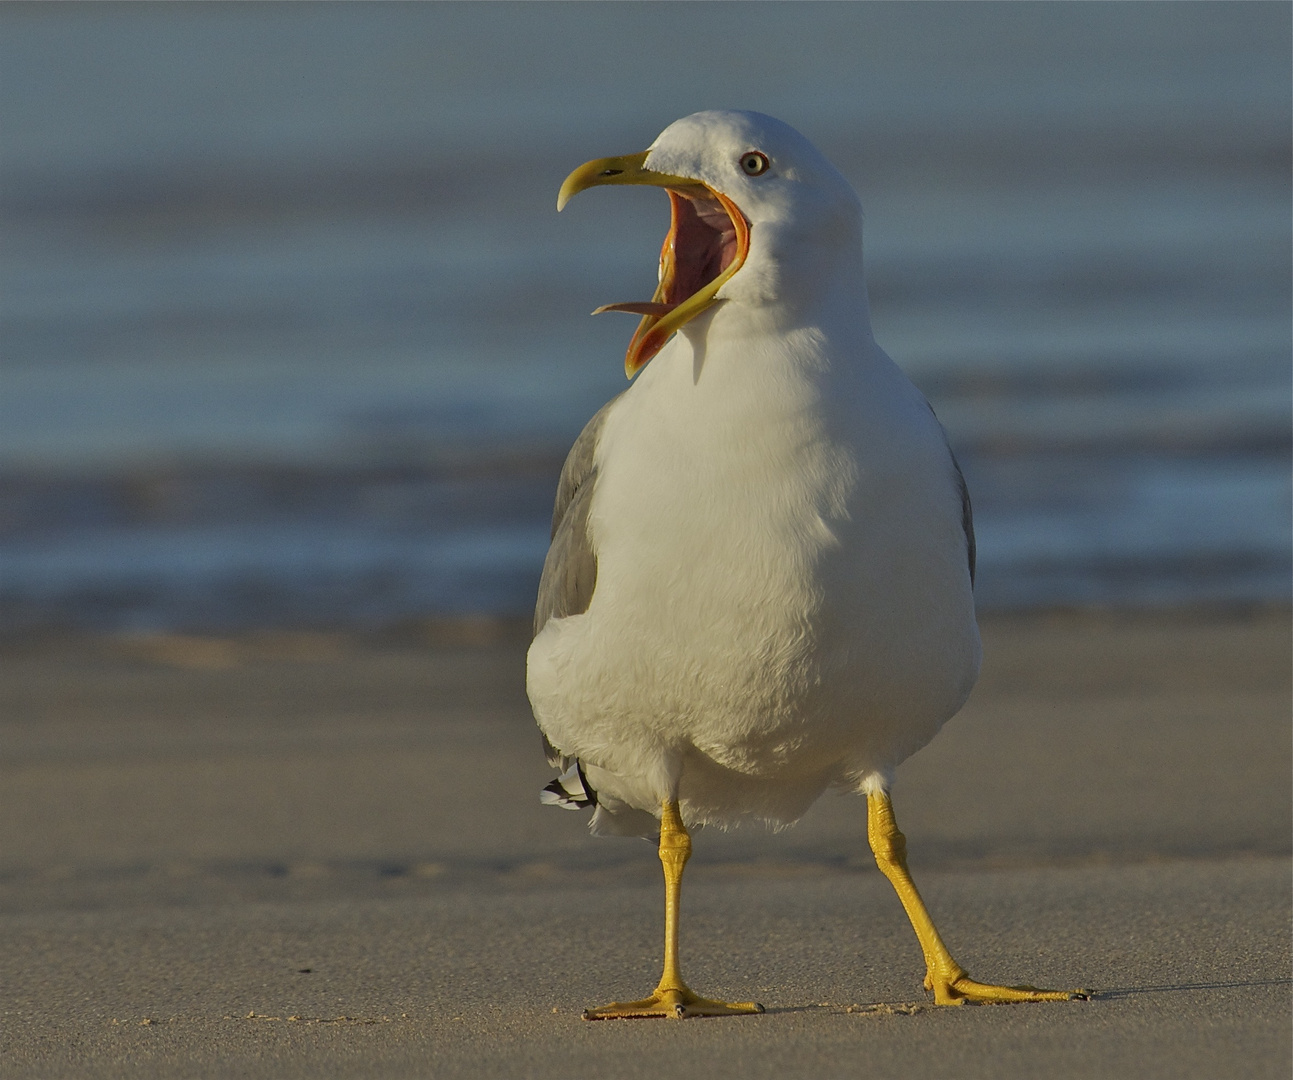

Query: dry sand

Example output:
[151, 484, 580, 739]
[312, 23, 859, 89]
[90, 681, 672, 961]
[1, 609, 1289, 1078]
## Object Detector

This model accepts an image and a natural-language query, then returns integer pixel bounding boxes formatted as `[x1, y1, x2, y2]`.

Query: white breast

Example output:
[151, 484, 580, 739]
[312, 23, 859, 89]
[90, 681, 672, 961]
[527, 305, 980, 829]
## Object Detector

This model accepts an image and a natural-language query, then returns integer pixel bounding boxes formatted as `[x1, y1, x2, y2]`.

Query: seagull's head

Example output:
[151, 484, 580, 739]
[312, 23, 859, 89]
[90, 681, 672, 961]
[559, 110, 864, 377]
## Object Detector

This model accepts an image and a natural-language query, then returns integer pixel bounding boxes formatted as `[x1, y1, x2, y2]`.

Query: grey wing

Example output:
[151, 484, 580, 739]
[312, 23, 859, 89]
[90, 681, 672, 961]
[532, 393, 621, 638]
[950, 451, 976, 586]
[533, 395, 622, 788]
[924, 399, 976, 587]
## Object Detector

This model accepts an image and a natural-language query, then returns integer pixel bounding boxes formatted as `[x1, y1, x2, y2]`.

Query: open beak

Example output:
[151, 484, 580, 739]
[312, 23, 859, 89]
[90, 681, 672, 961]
[558, 151, 751, 378]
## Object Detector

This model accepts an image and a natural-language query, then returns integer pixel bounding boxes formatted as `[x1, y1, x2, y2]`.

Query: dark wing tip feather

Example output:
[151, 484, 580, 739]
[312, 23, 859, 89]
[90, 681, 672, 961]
[539, 759, 598, 810]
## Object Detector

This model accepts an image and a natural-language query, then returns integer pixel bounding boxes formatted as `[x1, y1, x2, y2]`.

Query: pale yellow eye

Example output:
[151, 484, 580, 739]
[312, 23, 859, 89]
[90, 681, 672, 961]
[740, 151, 770, 176]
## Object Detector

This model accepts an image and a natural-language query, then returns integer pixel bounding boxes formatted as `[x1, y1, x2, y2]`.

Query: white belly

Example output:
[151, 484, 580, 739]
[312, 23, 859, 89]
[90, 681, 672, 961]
[527, 325, 980, 829]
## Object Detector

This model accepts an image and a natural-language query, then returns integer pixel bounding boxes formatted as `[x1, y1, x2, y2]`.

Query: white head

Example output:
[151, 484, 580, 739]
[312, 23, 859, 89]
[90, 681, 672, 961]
[559, 110, 867, 376]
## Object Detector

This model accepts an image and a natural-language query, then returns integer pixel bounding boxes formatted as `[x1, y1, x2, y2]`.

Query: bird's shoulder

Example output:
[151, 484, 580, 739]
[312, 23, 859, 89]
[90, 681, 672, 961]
[548, 392, 622, 539]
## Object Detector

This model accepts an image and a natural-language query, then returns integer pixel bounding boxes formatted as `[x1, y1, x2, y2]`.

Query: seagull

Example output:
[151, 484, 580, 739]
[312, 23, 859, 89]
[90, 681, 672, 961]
[528, 110, 1082, 1019]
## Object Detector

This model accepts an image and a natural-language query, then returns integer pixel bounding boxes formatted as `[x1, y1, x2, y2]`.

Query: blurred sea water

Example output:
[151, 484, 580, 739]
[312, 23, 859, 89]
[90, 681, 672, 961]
[1, 3, 1289, 633]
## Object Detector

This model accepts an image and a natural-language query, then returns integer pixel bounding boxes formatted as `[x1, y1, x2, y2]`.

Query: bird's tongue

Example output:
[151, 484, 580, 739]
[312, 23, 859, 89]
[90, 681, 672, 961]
[594, 301, 676, 316]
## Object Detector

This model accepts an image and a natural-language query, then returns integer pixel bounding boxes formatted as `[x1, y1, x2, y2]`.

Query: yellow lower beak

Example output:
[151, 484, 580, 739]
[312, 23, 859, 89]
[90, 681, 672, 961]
[558, 152, 750, 378]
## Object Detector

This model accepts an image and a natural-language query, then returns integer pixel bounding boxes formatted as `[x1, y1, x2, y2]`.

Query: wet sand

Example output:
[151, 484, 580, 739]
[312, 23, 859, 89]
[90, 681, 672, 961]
[1, 609, 1289, 1078]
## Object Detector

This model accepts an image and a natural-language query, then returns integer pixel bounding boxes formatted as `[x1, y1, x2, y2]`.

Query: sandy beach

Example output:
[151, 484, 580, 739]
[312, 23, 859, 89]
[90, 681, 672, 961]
[1, 608, 1289, 1078]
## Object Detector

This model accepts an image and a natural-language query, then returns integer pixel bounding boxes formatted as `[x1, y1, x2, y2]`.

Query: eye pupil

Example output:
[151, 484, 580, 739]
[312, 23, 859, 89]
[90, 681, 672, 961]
[741, 151, 769, 176]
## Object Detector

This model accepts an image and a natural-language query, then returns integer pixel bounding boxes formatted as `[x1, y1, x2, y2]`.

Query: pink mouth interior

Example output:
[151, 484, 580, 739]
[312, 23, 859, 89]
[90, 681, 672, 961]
[593, 189, 743, 321]
[666, 190, 740, 308]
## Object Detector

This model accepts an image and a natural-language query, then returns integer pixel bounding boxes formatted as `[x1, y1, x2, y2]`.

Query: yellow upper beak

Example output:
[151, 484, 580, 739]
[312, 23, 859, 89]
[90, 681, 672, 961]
[556, 151, 699, 211]
[558, 151, 751, 377]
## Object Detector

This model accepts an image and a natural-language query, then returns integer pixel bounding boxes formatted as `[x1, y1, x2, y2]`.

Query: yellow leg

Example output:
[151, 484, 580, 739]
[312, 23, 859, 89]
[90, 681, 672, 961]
[583, 800, 765, 1020]
[867, 790, 1086, 1005]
